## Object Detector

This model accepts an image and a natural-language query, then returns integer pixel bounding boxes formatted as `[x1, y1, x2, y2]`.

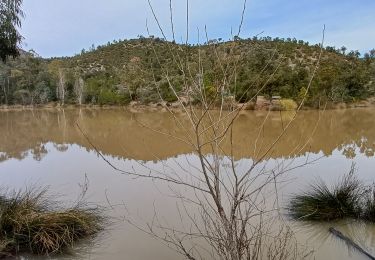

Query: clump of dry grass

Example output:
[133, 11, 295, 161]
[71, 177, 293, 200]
[0, 188, 103, 256]
[280, 99, 298, 111]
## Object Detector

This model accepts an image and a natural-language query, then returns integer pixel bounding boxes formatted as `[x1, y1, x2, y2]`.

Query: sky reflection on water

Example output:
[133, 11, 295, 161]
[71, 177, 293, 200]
[1, 108, 375, 259]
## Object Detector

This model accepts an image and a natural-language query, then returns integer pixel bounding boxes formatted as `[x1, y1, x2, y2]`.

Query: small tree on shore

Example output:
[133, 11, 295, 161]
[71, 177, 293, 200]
[74, 75, 85, 105]
[57, 68, 66, 105]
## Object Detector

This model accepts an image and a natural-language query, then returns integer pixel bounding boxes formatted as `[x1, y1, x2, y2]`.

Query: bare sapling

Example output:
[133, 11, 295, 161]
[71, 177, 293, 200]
[77, 1, 326, 259]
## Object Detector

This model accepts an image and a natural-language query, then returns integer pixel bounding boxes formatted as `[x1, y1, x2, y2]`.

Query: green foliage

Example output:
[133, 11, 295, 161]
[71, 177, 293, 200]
[0, 37, 374, 106]
[157, 79, 181, 103]
[85, 73, 129, 105]
[0, 54, 57, 105]
[0, 0, 24, 62]
[297, 87, 309, 103]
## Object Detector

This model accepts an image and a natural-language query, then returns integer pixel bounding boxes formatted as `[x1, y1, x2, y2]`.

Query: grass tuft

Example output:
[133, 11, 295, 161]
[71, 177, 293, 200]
[280, 99, 298, 111]
[0, 188, 103, 256]
[289, 166, 363, 221]
[362, 186, 375, 222]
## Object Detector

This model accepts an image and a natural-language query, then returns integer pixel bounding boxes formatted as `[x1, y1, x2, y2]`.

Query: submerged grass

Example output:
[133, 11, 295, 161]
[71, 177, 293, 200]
[289, 166, 363, 221]
[0, 188, 103, 256]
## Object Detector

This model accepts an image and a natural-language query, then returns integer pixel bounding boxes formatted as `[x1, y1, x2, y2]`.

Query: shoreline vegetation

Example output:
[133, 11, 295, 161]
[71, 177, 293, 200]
[1, 37, 374, 109]
[0, 96, 375, 112]
[0, 188, 103, 258]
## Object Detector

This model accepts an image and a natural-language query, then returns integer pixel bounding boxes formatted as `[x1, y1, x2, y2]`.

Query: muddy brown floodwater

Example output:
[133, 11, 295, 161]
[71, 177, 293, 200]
[1, 108, 375, 259]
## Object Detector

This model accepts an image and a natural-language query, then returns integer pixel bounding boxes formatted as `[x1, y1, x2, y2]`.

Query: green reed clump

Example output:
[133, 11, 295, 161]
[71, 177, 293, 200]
[0, 188, 103, 256]
[289, 168, 363, 221]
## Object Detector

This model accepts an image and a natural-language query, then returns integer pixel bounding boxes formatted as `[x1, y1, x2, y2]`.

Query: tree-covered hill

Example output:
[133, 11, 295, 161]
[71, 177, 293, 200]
[1, 36, 374, 107]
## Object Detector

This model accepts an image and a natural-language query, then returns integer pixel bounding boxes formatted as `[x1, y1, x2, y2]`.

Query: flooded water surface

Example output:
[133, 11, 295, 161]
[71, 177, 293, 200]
[1, 108, 375, 259]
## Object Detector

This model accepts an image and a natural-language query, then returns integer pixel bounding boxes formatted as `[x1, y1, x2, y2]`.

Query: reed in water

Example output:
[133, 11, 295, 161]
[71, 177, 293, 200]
[289, 166, 362, 221]
[0, 187, 103, 257]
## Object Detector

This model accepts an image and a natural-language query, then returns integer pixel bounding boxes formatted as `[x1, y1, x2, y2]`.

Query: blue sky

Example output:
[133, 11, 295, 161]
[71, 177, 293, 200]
[21, 0, 375, 57]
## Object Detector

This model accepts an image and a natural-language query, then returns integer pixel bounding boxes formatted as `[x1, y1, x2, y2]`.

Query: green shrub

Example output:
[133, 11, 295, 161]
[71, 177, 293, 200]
[97, 89, 128, 105]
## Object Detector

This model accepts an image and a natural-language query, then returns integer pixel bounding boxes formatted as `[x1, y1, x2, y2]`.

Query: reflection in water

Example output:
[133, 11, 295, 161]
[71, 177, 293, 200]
[1, 108, 375, 162]
[294, 220, 375, 259]
[1, 108, 375, 259]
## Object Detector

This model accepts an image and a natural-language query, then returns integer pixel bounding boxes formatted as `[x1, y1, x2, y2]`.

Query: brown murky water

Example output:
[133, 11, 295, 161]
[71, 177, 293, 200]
[1, 108, 375, 259]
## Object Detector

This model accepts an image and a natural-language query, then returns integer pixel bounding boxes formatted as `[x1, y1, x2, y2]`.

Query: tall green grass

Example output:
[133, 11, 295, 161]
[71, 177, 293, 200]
[0, 188, 103, 256]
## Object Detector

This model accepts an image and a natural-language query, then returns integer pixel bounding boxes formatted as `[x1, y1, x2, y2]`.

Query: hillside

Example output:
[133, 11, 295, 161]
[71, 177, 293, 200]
[0, 37, 374, 108]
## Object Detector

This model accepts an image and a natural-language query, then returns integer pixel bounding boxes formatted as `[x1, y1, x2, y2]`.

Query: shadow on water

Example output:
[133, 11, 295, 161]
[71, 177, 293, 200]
[293, 220, 375, 259]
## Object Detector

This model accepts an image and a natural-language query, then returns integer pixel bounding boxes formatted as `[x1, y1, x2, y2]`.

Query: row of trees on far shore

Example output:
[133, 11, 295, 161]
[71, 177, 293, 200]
[1, 38, 374, 107]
